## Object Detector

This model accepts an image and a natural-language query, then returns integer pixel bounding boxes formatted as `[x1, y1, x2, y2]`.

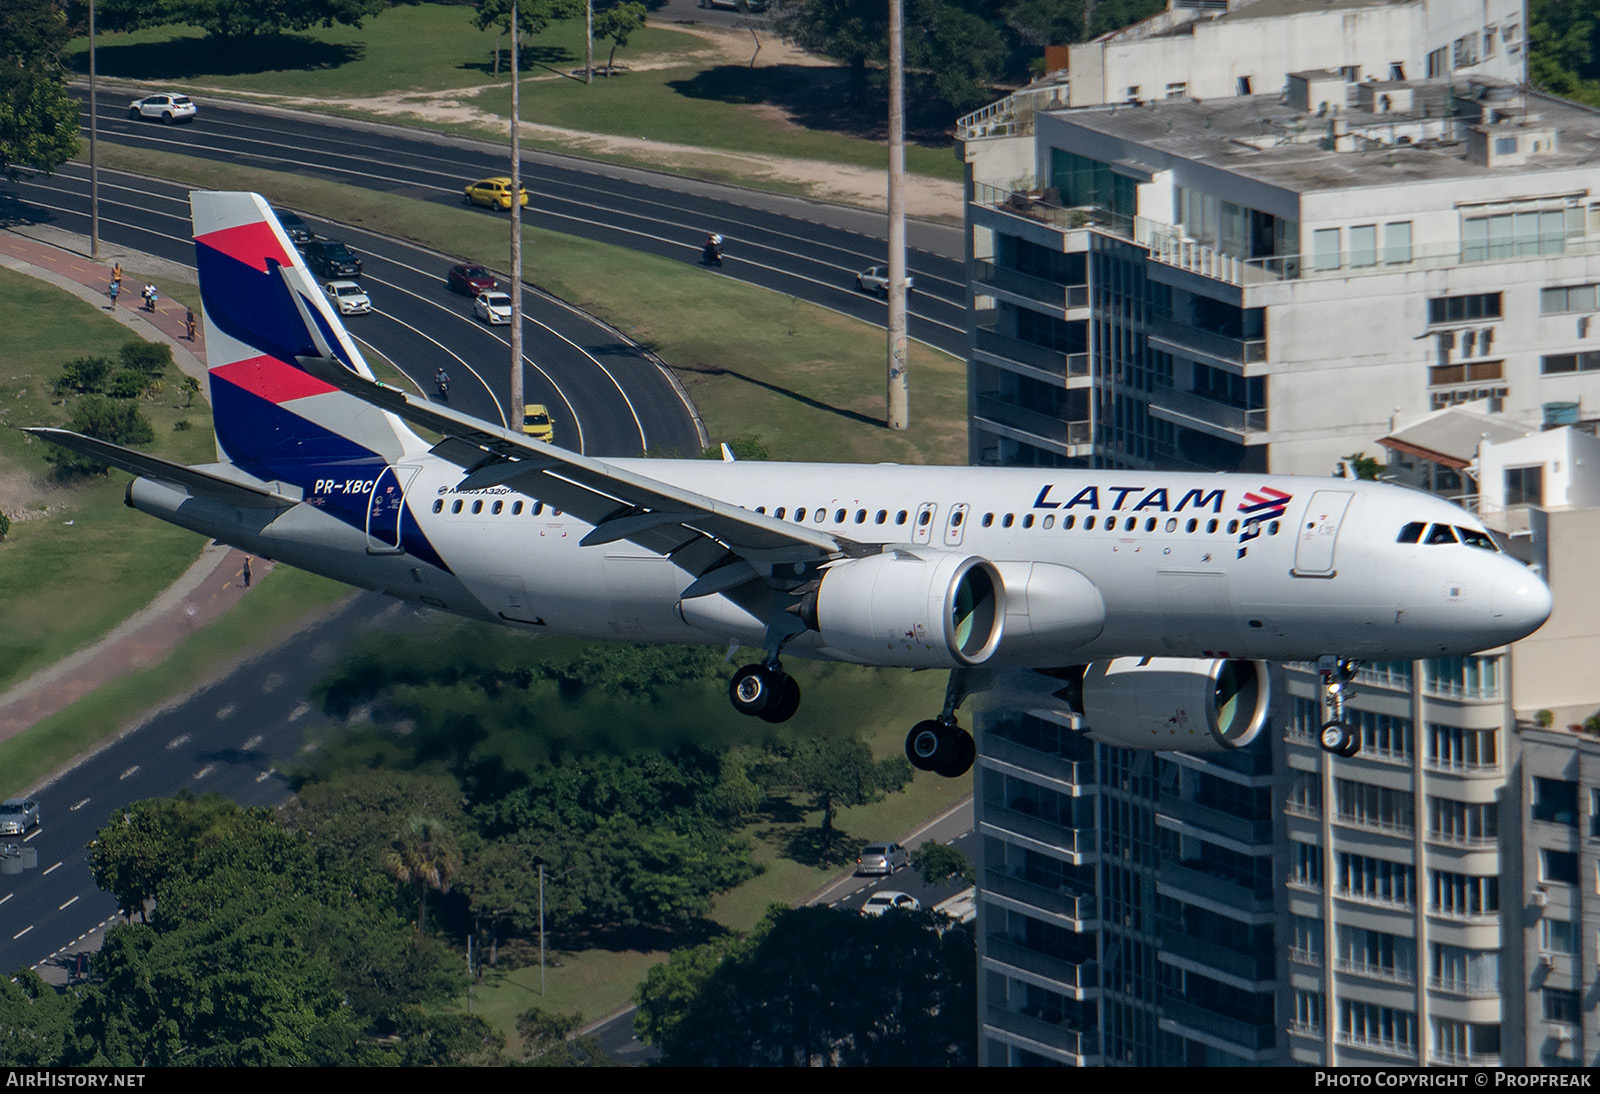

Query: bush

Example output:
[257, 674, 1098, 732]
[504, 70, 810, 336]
[108, 370, 150, 399]
[43, 395, 155, 476]
[173, 419, 191, 432]
[54, 355, 113, 396]
[0, 509, 9, 540]
[119, 340, 171, 379]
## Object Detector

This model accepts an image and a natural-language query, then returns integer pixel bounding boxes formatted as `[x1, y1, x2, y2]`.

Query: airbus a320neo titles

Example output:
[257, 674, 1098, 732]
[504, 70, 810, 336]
[31, 193, 1554, 777]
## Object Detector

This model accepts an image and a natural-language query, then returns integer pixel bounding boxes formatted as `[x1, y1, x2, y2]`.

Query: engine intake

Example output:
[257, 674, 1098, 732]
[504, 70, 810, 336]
[1078, 657, 1270, 751]
[812, 551, 1004, 668]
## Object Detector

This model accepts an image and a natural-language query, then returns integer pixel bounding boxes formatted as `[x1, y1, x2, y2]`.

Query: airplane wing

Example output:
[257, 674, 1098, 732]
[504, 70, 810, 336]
[293, 356, 875, 592]
[24, 428, 301, 510]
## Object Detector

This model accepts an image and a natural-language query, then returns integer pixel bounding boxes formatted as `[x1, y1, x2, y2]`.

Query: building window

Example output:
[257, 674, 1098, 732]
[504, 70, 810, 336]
[1384, 221, 1413, 264]
[1337, 853, 1416, 908]
[1541, 351, 1600, 375]
[1431, 944, 1499, 994]
[1289, 840, 1323, 889]
[1349, 224, 1378, 267]
[1428, 293, 1502, 324]
[1293, 989, 1325, 1035]
[1334, 778, 1414, 833]
[1542, 284, 1600, 314]
[1311, 228, 1341, 271]
[1430, 797, 1499, 845]
[1541, 916, 1576, 955]
[1427, 725, 1498, 770]
[1427, 46, 1448, 78]
[1339, 1000, 1416, 1053]
[1462, 207, 1579, 262]
[1430, 870, 1499, 918]
[1336, 924, 1416, 982]
[1505, 465, 1544, 509]
[1423, 656, 1502, 699]
[1542, 849, 1580, 885]
[1543, 988, 1581, 1024]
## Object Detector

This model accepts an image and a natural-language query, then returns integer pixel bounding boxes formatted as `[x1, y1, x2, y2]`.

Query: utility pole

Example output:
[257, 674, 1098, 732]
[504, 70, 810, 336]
[886, 0, 908, 430]
[88, 0, 99, 262]
[509, 0, 524, 425]
[585, 0, 594, 85]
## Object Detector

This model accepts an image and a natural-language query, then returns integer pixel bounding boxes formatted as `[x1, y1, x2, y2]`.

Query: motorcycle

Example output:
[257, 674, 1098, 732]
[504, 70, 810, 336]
[435, 375, 450, 402]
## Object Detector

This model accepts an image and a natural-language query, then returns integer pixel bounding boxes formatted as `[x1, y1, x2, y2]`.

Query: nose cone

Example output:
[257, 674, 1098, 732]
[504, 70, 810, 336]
[1494, 561, 1553, 644]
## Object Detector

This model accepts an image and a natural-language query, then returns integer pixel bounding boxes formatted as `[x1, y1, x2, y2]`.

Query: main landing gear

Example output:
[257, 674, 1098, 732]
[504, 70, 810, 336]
[903, 670, 976, 779]
[1317, 658, 1362, 758]
[728, 661, 802, 724]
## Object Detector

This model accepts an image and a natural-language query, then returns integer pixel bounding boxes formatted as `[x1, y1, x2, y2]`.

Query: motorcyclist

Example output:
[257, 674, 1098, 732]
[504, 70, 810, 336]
[434, 367, 450, 399]
[703, 233, 723, 266]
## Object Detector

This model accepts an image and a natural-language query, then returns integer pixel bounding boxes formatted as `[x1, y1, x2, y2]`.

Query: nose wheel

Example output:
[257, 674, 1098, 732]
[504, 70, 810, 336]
[729, 663, 801, 723]
[1317, 658, 1362, 758]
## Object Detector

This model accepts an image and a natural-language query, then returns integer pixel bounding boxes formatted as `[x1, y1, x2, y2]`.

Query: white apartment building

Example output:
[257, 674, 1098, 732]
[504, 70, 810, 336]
[1057, 0, 1526, 108]
[960, 72, 1600, 478]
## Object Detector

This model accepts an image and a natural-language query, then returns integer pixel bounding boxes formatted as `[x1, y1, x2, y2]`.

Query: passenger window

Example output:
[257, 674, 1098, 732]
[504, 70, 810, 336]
[1144, 517, 1156, 532]
[471, 500, 483, 515]
[432, 499, 443, 513]
[896, 511, 908, 525]
[918, 510, 932, 526]
[814, 509, 826, 524]
[981, 513, 994, 528]
[1022, 514, 1034, 529]
[533, 502, 544, 516]
[1001, 514, 1014, 528]
[1165, 518, 1177, 532]
[1043, 515, 1054, 529]
[855, 509, 867, 523]
[1226, 520, 1238, 533]
[492, 500, 503, 515]
[1269, 520, 1279, 535]
[1426, 524, 1458, 545]
[1456, 527, 1498, 551]
[512, 501, 523, 515]
[775, 507, 786, 519]
[1397, 521, 1425, 543]
[1085, 516, 1097, 530]
[452, 500, 464, 514]
[875, 510, 887, 524]
[1064, 515, 1075, 530]
[1125, 517, 1137, 532]
[756, 506, 766, 514]
[795, 508, 807, 522]
[952, 511, 964, 527]
[1185, 518, 1197, 533]
[834, 508, 846, 523]
[1206, 519, 1218, 533]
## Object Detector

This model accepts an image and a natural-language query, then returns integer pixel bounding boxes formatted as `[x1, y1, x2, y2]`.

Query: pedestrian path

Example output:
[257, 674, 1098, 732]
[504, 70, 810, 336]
[0, 226, 266, 749]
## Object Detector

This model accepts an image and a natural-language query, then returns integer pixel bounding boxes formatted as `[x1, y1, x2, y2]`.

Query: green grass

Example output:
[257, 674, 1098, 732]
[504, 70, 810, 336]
[0, 566, 350, 799]
[0, 268, 218, 694]
[68, 3, 963, 188]
[92, 144, 969, 465]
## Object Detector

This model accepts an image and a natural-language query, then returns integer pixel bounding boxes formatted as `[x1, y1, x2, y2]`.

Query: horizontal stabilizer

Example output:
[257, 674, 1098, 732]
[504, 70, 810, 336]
[25, 428, 301, 509]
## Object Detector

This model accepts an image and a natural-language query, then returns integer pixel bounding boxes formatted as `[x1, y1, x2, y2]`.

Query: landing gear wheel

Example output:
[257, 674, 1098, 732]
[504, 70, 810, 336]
[935, 730, 976, 779]
[758, 674, 802, 724]
[729, 664, 781, 717]
[1320, 720, 1360, 758]
[905, 719, 954, 772]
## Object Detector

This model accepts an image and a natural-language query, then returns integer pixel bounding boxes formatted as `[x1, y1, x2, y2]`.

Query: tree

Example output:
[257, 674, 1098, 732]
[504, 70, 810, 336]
[475, 0, 582, 38]
[0, 0, 81, 182]
[910, 841, 973, 886]
[93, 0, 390, 43]
[381, 815, 463, 939]
[635, 904, 977, 1066]
[0, 970, 75, 1065]
[592, 1, 645, 77]
[1530, 0, 1600, 106]
[42, 396, 155, 476]
[770, 735, 909, 857]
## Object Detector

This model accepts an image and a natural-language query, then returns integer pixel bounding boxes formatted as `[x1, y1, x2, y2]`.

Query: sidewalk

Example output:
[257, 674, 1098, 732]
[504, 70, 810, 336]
[0, 227, 267, 749]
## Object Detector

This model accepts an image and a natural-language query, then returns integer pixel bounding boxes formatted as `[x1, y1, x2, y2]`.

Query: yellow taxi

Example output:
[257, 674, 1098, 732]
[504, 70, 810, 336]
[522, 404, 555, 443]
[463, 177, 529, 211]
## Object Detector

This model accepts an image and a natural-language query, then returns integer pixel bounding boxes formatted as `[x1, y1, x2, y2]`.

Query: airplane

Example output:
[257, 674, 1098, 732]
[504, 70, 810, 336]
[29, 192, 1553, 777]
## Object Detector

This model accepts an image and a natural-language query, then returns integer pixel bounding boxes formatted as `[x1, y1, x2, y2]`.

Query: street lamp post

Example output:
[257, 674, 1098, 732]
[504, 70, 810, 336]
[886, 0, 908, 430]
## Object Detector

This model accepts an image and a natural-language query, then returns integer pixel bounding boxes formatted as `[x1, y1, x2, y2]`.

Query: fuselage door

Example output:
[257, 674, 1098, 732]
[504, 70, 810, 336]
[943, 503, 970, 547]
[912, 501, 938, 545]
[366, 465, 420, 554]
[1293, 489, 1353, 577]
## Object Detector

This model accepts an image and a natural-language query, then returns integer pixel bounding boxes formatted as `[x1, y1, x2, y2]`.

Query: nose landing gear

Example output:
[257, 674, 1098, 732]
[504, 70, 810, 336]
[1318, 658, 1362, 758]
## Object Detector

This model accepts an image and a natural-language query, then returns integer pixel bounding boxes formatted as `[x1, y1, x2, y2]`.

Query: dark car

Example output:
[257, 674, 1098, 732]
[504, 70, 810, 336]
[304, 238, 362, 278]
[447, 264, 498, 295]
[273, 208, 313, 246]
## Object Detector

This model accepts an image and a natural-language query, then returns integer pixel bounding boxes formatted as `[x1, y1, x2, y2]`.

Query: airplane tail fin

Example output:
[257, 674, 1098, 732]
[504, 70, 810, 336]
[190, 191, 424, 478]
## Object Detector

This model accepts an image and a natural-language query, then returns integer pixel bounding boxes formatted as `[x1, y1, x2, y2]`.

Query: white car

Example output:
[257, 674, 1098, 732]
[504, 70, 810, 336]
[475, 291, 512, 325]
[855, 265, 913, 297]
[861, 891, 921, 917]
[323, 280, 371, 316]
[128, 93, 198, 124]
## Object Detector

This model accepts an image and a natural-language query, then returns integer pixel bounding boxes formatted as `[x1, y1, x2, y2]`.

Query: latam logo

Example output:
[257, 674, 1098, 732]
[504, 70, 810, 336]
[1237, 487, 1292, 558]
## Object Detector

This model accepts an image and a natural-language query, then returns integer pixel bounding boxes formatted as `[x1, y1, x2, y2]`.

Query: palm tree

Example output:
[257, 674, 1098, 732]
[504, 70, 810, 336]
[382, 816, 461, 939]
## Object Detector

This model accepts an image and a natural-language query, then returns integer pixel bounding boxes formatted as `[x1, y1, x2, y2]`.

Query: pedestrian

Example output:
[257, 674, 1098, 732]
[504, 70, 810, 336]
[111, 261, 122, 286]
[140, 284, 151, 311]
[108, 280, 120, 308]
[243, 556, 252, 588]
[185, 308, 196, 341]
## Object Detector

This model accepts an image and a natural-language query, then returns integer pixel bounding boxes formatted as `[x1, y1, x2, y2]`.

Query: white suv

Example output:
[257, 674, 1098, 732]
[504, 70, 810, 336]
[128, 93, 198, 124]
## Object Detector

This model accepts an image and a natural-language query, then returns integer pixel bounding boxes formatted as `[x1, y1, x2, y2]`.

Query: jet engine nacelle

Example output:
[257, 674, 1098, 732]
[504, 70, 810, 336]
[813, 551, 1004, 668]
[1079, 657, 1270, 751]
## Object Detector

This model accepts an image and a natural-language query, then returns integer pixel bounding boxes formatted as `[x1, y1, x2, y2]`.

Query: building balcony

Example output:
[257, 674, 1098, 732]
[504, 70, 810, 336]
[985, 935, 1099, 998]
[1145, 384, 1267, 440]
[1156, 790, 1272, 849]
[1158, 932, 1276, 985]
[980, 801, 1095, 861]
[1157, 861, 1273, 917]
[971, 394, 1092, 456]
[973, 327, 1090, 386]
[973, 259, 1089, 315]
[1159, 998, 1277, 1055]
[1147, 315, 1267, 369]
[983, 868, 1098, 927]
[982, 733, 1096, 790]
[983, 1005, 1099, 1063]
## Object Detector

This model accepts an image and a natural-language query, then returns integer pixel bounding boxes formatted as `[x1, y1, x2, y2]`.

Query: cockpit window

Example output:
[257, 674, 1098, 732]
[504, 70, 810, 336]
[1424, 524, 1458, 545]
[1455, 526, 1499, 551]
[1397, 521, 1425, 544]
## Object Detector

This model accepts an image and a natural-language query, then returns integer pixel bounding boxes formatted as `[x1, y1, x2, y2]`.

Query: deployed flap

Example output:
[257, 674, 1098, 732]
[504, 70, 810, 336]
[293, 355, 872, 572]
[25, 428, 300, 509]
